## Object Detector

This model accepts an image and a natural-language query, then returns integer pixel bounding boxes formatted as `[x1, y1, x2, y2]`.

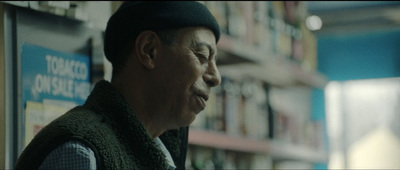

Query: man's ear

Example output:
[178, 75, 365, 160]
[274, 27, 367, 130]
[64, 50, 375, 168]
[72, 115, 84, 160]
[135, 31, 158, 69]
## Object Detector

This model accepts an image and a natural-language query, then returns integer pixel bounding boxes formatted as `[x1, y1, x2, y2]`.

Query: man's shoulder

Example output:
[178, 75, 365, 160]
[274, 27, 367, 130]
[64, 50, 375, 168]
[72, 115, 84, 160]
[15, 106, 102, 170]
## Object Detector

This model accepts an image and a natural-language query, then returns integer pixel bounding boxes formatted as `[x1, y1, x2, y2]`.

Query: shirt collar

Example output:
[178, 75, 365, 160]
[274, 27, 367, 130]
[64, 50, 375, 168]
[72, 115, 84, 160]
[155, 137, 176, 169]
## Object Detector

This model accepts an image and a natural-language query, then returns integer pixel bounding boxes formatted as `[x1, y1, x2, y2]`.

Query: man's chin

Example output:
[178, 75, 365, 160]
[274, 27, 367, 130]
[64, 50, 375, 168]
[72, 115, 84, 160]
[184, 113, 197, 126]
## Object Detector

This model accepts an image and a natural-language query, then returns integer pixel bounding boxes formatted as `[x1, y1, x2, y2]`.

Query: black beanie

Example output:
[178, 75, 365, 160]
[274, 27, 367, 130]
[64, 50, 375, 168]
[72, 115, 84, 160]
[104, 1, 221, 65]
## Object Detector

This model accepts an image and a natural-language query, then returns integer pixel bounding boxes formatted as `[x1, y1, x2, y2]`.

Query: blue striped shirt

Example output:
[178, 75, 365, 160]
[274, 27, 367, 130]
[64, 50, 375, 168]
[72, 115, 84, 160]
[39, 138, 176, 170]
[39, 140, 96, 170]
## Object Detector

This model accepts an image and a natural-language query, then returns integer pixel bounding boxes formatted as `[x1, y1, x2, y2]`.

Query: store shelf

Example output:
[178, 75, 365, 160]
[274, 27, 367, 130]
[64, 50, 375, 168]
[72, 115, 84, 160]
[188, 128, 270, 154]
[188, 128, 329, 163]
[217, 62, 295, 87]
[268, 140, 329, 163]
[289, 61, 329, 88]
[216, 34, 328, 88]
[217, 34, 268, 64]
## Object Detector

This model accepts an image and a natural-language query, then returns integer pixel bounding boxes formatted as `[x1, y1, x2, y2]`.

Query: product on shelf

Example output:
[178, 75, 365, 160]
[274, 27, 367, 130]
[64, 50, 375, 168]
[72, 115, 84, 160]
[301, 22, 318, 71]
[188, 146, 260, 170]
[292, 38, 304, 62]
[270, 1, 285, 20]
[223, 151, 237, 169]
[191, 76, 271, 140]
[221, 77, 242, 136]
[284, 1, 299, 25]
[253, 1, 270, 48]
[204, 87, 220, 131]
[274, 160, 313, 169]
[212, 149, 225, 170]
[226, 1, 247, 40]
[250, 154, 273, 169]
[279, 27, 293, 59]
[268, 86, 326, 150]
[242, 78, 269, 139]
[188, 146, 214, 170]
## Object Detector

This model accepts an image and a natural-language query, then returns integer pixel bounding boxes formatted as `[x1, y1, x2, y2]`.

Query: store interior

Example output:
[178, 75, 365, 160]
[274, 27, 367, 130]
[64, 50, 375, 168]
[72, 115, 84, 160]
[1, 1, 400, 169]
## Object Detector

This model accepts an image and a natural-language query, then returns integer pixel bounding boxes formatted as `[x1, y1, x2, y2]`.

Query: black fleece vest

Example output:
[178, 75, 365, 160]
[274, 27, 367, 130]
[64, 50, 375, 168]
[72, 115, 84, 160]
[15, 80, 188, 170]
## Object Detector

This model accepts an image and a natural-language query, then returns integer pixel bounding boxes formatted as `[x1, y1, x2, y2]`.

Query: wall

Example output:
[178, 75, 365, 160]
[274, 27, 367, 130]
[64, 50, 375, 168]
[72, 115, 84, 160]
[318, 30, 400, 81]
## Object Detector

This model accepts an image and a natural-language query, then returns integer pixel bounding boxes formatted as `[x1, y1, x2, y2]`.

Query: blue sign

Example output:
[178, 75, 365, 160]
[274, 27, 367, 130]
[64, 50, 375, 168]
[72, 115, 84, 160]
[22, 43, 91, 105]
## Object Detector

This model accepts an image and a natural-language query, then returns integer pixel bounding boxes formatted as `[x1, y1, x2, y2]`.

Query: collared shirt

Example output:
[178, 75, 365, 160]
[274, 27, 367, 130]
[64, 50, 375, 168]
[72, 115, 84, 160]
[39, 138, 176, 170]
[155, 137, 177, 170]
[38, 140, 96, 170]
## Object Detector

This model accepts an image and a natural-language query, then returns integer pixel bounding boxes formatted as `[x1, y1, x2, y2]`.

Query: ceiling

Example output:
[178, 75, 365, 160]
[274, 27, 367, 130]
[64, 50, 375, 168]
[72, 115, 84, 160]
[306, 1, 400, 35]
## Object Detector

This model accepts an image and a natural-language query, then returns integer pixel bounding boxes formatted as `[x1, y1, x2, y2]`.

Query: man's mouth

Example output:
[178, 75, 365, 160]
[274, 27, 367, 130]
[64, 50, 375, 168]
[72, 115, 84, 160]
[196, 92, 209, 108]
[197, 93, 209, 101]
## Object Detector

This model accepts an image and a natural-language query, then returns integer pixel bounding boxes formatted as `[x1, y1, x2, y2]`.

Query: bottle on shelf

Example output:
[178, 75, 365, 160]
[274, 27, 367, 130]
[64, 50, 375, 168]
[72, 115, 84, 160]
[222, 77, 242, 136]
[242, 78, 269, 139]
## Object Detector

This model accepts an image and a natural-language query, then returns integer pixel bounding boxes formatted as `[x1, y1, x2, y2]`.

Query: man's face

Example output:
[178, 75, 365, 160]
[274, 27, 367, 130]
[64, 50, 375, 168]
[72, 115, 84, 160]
[153, 27, 221, 129]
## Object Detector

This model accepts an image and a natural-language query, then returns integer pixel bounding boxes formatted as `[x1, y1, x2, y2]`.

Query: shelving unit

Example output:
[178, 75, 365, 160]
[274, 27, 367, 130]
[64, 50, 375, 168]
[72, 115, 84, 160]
[188, 128, 269, 154]
[217, 34, 328, 88]
[188, 128, 329, 164]
[189, 1, 329, 169]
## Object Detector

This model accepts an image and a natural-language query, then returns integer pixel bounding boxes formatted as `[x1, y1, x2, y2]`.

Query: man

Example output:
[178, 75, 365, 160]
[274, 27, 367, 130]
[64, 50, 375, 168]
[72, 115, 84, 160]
[14, 1, 221, 170]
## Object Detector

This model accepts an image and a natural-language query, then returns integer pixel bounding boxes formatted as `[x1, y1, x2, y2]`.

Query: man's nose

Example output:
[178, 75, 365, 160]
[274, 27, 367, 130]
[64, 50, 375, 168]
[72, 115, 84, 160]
[204, 61, 221, 87]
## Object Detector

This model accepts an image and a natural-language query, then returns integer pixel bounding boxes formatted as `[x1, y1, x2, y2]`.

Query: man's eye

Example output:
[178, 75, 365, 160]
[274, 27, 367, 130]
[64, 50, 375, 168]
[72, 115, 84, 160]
[196, 53, 209, 61]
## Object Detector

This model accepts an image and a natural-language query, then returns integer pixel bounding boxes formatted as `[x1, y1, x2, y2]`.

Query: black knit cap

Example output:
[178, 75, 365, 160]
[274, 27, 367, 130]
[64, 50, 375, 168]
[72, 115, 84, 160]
[104, 1, 221, 65]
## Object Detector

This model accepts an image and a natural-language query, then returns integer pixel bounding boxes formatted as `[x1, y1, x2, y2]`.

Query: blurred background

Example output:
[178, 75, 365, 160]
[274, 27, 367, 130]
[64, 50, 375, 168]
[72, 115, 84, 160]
[1, 1, 400, 169]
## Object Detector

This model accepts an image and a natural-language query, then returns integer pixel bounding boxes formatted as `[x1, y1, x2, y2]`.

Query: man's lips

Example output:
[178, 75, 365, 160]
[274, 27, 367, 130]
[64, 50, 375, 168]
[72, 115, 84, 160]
[197, 93, 209, 102]
[196, 92, 209, 109]
[196, 95, 206, 108]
